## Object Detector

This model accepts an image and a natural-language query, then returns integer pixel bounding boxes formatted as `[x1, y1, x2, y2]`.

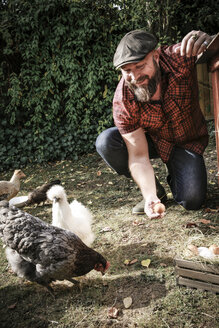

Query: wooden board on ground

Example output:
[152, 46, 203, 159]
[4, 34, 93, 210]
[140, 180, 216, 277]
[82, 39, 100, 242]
[175, 258, 219, 294]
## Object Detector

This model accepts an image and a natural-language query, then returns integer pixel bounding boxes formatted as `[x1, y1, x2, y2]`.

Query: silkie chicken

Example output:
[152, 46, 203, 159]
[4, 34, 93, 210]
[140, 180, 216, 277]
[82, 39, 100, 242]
[47, 185, 95, 247]
[0, 201, 110, 295]
[24, 180, 61, 206]
[0, 169, 26, 200]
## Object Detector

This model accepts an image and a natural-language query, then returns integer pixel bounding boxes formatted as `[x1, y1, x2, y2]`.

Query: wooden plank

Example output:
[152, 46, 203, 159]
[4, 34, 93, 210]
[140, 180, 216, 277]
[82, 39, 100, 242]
[175, 258, 219, 274]
[209, 72, 214, 117]
[176, 267, 219, 285]
[197, 64, 205, 115]
[196, 63, 214, 119]
[202, 65, 212, 118]
[177, 276, 219, 293]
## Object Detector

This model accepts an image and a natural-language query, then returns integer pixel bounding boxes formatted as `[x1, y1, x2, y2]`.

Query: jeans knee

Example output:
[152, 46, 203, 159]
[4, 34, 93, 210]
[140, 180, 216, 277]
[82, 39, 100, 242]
[96, 128, 130, 177]
[95, 131, 105, 155]
[96, 127, 125, 156]
[96, 129, 112, 156]
[179, 191, 205, 210]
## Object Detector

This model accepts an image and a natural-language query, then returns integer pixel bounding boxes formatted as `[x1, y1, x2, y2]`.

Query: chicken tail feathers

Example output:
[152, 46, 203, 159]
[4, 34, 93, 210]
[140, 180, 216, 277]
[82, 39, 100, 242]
[5, 247, 37, 281]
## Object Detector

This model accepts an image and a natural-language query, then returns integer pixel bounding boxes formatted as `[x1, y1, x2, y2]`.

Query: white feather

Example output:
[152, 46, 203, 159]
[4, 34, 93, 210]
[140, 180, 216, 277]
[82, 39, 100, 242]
[47, 185, 95, 247]
[197, 247, 215, 259]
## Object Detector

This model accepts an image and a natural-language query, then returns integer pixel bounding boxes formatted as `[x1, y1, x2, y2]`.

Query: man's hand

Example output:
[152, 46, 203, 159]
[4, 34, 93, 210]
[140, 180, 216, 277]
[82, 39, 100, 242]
[144, 195, 165, 219]
[174, 30, 213, 57]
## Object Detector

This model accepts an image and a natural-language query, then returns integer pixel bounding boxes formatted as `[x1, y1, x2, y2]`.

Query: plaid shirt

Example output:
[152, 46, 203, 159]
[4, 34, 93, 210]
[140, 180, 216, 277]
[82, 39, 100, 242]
[113, 44, 209, 163]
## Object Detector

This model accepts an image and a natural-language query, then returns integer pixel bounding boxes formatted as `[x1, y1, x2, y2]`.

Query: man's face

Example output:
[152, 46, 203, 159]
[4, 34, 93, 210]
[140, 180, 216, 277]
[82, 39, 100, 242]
[121, 51, 161, 102]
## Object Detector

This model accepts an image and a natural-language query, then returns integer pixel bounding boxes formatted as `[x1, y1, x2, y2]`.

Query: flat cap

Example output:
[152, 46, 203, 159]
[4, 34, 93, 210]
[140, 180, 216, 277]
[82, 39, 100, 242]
[113, 30, 158, 69]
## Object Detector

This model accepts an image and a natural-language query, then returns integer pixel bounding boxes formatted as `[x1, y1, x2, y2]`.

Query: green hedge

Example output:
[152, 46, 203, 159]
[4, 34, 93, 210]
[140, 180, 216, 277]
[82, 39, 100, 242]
[0, 0, 218, 170]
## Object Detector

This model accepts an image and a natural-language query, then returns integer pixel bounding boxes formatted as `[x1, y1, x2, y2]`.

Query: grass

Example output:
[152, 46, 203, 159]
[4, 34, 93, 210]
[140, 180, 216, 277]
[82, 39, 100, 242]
[0, 121, 218, 328]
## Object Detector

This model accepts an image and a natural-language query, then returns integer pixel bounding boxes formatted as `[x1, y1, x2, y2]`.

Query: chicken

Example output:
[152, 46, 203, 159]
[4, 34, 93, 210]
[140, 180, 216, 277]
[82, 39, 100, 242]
[0, 201, 110, 294]
[0, 169, 26, 200]
[24, 180, 61, 206]
[47, 185, 95, 247]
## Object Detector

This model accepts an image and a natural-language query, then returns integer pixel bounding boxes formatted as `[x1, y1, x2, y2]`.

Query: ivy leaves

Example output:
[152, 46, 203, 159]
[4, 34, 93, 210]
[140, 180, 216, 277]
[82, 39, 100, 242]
[0, 0, 217, 170]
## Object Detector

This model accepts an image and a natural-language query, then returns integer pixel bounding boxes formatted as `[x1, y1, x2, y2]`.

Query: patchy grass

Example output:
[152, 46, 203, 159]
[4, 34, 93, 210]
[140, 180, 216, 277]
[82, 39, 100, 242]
[0, 121, 218, 328]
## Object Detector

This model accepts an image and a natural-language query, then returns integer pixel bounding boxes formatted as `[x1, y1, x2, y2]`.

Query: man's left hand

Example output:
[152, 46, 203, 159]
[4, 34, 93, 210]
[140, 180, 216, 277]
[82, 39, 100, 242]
[174, 30, 213, 57]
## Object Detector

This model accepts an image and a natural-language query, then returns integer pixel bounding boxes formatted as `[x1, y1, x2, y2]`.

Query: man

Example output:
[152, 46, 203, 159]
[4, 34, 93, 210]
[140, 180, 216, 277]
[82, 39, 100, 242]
[96, 30, 214, 219]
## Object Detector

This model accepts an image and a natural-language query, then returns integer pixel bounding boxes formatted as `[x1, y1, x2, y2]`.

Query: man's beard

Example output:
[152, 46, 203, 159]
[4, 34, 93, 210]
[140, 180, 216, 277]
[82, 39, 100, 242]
[125, 59, 161, 103]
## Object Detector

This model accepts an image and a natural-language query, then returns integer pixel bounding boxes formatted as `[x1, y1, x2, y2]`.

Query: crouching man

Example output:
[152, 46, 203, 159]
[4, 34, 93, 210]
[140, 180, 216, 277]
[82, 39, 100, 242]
[96, 29, 215, 219]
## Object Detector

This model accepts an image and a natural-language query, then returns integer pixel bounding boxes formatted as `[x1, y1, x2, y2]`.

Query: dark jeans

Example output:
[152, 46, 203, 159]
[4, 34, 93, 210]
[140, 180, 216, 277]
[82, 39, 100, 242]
[96, 127, 207, 210]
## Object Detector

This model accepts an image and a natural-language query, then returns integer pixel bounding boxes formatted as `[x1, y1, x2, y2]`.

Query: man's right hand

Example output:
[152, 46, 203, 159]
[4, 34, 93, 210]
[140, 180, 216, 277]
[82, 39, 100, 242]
[144, 195, 165, 219]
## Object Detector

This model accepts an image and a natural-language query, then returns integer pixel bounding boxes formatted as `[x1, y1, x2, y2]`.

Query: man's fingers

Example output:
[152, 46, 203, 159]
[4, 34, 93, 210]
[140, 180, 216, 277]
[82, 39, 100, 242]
[180, 30, 212, 57]
[180, 30, 197, 56]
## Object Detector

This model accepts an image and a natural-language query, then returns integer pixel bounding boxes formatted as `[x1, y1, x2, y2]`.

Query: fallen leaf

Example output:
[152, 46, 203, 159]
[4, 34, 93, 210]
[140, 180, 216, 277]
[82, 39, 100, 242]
[124, 259, 130, 265]
[100, 226, 112, 233]
[8, 303, 17, 309]
[199, 219, 211, 224]
[124, 259, 138, 266]
[133, 219, 145, 226]
[123, 296, 132, 309]
[129, 259, 138, 265]
[108, 307, 119, 319]
[141, 259, 151, 267]
[167, 192, 173, 199]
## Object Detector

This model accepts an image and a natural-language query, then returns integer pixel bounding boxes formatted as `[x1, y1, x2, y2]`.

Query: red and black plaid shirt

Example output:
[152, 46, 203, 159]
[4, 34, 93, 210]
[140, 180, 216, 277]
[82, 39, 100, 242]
[113, 44, 209, 163]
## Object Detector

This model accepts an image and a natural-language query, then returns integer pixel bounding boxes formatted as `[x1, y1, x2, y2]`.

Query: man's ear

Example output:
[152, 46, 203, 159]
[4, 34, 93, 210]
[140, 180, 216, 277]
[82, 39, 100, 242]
[153, 50, 160, 64]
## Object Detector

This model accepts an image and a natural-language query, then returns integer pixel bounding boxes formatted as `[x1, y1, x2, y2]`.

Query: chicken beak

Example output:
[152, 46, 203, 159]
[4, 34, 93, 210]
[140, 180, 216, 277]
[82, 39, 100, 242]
[54, 197, 59, 203]
[101, 261, 110, 275]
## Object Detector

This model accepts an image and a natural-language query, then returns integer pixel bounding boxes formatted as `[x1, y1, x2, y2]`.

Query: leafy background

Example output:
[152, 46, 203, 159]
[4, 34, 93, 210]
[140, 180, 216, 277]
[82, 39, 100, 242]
[0, 0, 218, 170]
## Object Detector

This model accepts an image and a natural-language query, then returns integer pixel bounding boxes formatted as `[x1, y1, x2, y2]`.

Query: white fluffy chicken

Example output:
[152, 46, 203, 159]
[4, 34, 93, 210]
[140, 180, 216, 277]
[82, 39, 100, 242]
[47, 185, 95, 247]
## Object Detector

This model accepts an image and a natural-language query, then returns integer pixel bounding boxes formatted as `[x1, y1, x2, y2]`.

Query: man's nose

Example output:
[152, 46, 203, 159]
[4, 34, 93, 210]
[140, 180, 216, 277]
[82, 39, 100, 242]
[127, 71, 137, 82]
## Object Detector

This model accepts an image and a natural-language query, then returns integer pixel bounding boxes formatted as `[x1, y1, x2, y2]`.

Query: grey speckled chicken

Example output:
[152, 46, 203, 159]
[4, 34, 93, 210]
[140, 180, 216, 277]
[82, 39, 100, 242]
[0, 201, 110, 294]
